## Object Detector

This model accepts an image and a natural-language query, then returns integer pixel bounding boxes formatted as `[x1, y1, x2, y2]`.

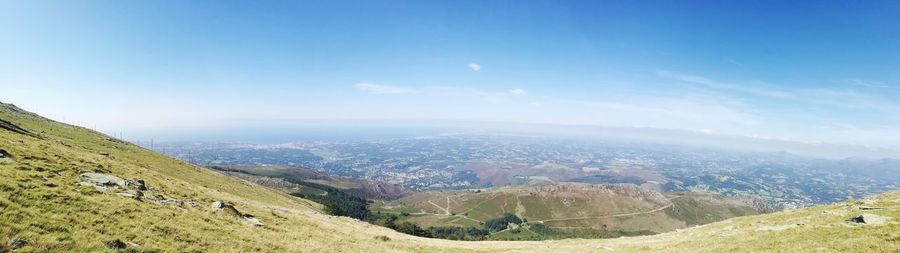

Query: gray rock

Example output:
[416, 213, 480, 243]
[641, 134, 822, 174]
[124, 179, 147, 191]
[0, 149, 11, 163]
[9, 239, 26, 250]
[142, 192, 181, 206]
[848, 213, 887, 225]
[105, 239, 126, 250]
[243, 215, 265, 227]
[116, 190, 142, 199]
[79, 173, 125, 190]
[211, 201, 264, 226]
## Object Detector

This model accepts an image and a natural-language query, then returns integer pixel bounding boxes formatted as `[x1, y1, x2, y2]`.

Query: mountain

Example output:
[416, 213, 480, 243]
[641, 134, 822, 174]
[0, 101, 897, 252]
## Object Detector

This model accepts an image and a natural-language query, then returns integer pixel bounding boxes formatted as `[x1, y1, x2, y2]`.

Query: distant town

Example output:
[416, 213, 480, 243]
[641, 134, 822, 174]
[150, 134, 900, 209]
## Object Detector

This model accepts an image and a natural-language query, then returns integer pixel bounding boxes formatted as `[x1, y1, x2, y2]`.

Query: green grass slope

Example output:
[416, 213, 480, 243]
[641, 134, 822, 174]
[374, 184, 762, 236]
[0, 102, 897, 252]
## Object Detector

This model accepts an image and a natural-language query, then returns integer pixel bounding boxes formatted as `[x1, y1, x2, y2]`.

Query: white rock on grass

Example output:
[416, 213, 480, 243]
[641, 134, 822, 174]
[79, 172, 126, 190]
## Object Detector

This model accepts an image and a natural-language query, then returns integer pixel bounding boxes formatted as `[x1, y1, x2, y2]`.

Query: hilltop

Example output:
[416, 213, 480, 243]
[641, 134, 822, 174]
[0, 101, 897, 252]
[372, 183, 761, 240]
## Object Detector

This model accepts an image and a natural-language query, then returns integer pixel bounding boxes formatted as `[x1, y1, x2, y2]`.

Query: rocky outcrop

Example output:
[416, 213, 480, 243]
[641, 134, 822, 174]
[0, 118, 41, 139]
[242, 215, 264, 227]
[848, 214, 887, 225]
[0, 149, 11, 163]
[125, 179, 147, 190]
[79, 173, 126, 190]
[8, 239, 26, 251]
[211, 201, 264, 227]
[78, 172, 196, 207]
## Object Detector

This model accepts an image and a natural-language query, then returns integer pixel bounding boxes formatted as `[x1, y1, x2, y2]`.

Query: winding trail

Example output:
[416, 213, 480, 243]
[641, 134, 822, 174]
[428, 199, 450, 215]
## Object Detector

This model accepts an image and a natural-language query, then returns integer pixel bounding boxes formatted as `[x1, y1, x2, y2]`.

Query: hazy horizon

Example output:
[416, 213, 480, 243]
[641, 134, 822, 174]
[91, 119, 894, 160]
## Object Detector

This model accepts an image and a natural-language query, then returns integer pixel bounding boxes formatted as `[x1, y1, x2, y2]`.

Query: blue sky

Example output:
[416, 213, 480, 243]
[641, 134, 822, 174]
[2, 1, 900, 147]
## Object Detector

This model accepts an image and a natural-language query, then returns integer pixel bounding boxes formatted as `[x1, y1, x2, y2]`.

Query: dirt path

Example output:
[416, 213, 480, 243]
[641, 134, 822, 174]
[427, 199, 451, 215]
[446, 196, 452, 214]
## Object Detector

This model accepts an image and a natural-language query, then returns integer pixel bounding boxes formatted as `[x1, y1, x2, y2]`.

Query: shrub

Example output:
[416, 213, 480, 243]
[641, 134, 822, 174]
[484, 213, 523, 232]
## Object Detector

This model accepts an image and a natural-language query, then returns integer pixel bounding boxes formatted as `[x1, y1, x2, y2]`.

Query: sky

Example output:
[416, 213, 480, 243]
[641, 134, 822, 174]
[2, 0, 900, 148]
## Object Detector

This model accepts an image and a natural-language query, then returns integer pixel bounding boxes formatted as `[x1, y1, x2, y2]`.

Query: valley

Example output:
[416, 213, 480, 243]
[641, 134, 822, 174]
[154, 137, 900, 209]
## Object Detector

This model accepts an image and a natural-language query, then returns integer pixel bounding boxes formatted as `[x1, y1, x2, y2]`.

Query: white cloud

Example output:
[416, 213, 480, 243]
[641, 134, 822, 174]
[354, 82, 417, 94]
[467, 63, 481, 72]
[657, 70, 794, 99]
[842, 79, 899, 89]
[561, 96, 759, 127]
[658, 71, 900, 111]
[509, 89, 526, 96]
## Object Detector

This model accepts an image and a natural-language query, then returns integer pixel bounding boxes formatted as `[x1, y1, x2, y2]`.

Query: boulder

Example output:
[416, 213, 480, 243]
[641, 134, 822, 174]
[848, 214, 887, 225]
[212, 201, 264, 226]
[124, 179, 147, 191]
[79, 173, 126, 190]
[104, 239, 127, 250]
[222, 205, 243, 218]
[0, 149, 11, 163]
[211, 201, 241, 217]
[9, 239, 26, 250]
[243, 215, 265, 227]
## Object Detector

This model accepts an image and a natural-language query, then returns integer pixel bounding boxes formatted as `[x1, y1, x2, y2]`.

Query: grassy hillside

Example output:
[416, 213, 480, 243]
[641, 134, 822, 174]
[0, 102, 897, 252]
[373, 183, 761, 238]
